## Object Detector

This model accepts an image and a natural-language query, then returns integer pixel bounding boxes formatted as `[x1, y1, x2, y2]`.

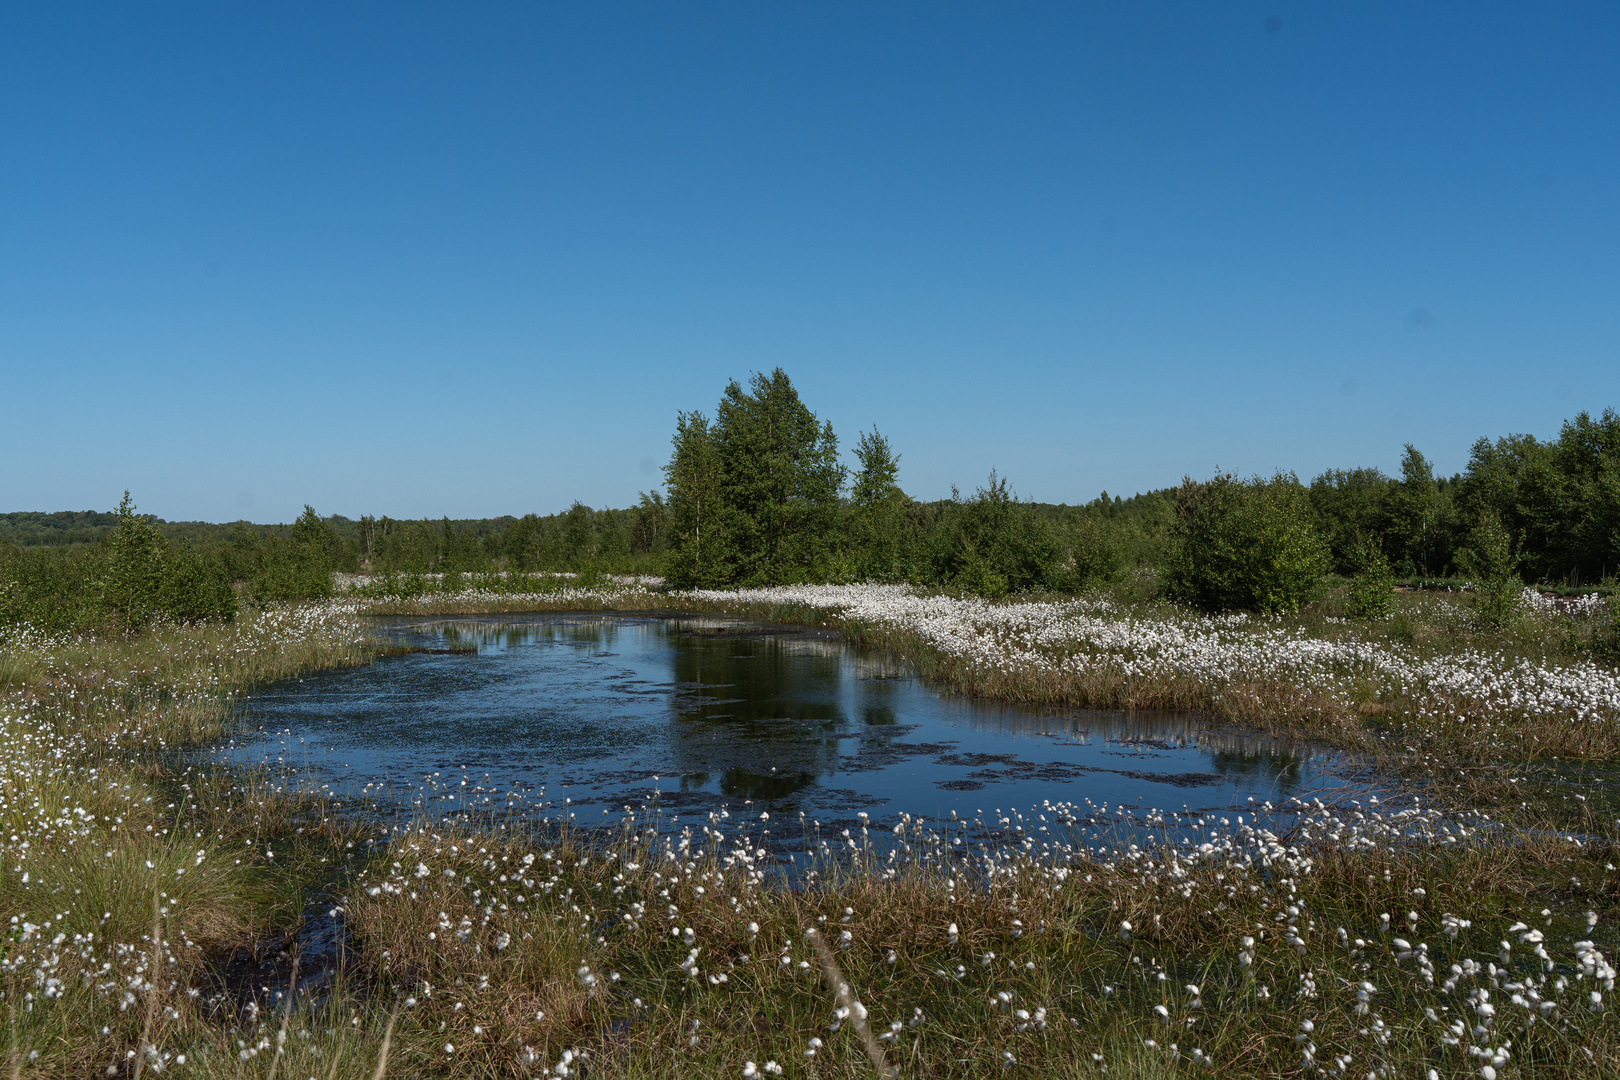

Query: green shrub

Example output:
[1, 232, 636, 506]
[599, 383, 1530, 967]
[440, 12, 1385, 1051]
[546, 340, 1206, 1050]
[0, 544, 107, 634]
[1165, 471, 1330, 614]
[0, 494, 236, 635]
[249, 558, 335, 602]
[1060, 517, 1126, 589]
[1588, 603, 1620, 664]
[952, 545, 1010, 598]
[1344, 533, 1397, 619]
[161, 542, 239, 623]
[1456, 508, 1523, 628]
[103, 491, 167, 631]
[946, 472, 1064, 596]
[248, 506, 336, 601]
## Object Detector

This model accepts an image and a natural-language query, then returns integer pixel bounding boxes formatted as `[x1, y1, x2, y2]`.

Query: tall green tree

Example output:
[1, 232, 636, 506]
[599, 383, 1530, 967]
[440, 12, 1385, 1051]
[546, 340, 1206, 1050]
[1381, 445, 1443, 576]
[1456, 433, 1566, 582]
[1308, 467, 1393, 575]
[663, 369, 845, 586]
[1552, 408, 1620, 584]
[849, 427, 909, 581]
[103, 491, 167, 631]
[630, 492, 669, 557]
[561, 502, 597, 568]
[664, 410, 730, 586]
[711, 369, 845, 586]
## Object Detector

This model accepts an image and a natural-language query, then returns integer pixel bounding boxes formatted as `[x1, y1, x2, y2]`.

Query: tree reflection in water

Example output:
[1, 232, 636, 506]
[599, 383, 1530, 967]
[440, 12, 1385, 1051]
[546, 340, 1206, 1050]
[225, 613, 1362, 825]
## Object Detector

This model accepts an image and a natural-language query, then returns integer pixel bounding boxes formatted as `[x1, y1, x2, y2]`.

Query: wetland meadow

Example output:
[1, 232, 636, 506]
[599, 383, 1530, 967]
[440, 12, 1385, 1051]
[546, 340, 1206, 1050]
[3, 574, 1619, 1078]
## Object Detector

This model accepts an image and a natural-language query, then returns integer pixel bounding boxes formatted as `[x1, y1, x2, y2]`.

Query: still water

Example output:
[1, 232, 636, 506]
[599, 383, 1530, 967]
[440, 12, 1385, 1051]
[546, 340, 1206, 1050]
[224, 613, 1358, 825]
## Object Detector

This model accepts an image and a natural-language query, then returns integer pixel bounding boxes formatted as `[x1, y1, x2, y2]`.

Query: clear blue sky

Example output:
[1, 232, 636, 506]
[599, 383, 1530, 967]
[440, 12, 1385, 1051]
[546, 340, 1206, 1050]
[3, 3, 1617, 523]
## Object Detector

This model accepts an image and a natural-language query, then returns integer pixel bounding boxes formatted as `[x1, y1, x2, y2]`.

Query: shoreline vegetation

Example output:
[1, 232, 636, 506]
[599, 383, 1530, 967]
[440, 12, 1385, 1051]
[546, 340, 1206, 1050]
[340, 575, 1620, 765]
[4, 582, 1619, 1078]
[3, 373, 1618, 1076]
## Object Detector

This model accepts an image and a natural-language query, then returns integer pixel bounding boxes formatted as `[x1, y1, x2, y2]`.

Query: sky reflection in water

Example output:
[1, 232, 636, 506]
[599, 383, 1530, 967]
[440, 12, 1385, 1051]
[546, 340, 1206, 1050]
[224, 614, 1358, 824]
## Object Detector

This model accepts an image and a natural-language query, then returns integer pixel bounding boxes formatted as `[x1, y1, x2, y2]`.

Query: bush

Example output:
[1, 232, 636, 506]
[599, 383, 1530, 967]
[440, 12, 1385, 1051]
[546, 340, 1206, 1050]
[1165, 471, 1330, 614]
[1456, 508, 1523, 628]
[103, 491, 167, 631]
[160, 543, 238, 623]
[1059, 517, 1126, 589]
[946, 473, 1064, 596]
[248, 506, 336, 601]
[1588, 602, 1620, 664]
[0, 544, 107, 634]
[249, 556, 334, 602]
[0, 493, 235, 635]
[952, 545, 1010, 598]
[1344, 533, 1397, 619]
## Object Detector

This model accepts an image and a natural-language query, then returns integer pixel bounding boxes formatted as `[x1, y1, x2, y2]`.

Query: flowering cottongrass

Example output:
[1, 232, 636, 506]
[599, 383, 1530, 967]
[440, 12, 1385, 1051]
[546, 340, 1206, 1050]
[3, 590, 1618, 1076]
[326, 789, 1617, 1077]
[339, 570, 663, 617]
[659, 583, 1620, 764]
[341, 578, 1620, 764]
[1, 606, 376, 1076]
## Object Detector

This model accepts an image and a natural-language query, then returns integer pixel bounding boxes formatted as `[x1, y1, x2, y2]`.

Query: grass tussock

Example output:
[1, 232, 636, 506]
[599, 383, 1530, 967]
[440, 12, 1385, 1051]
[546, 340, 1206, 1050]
[317, 798, 1620, 1078]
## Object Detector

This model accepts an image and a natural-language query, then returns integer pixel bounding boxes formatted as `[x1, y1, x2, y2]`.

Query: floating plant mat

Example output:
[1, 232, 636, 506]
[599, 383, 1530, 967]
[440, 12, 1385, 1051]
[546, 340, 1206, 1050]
[216, 613, 1377, 831]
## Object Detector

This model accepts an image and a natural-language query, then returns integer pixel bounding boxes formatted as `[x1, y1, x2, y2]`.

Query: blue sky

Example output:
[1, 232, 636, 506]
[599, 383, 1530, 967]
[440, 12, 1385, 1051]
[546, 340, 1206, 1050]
[3, 3, 1617, 522]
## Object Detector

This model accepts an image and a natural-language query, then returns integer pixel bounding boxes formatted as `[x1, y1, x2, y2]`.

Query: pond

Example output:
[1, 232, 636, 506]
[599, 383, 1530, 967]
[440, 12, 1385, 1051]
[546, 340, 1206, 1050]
[222, 613, 1363, 828]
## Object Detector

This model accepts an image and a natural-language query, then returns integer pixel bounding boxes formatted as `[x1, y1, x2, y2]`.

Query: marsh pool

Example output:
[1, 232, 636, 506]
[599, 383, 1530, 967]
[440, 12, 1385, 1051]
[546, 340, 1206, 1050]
[223, 613, 1360, 826]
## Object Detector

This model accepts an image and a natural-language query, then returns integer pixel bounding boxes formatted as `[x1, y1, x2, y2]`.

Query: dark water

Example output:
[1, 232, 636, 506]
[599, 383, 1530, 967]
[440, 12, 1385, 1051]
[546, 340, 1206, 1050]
[223, 613, 1360, 825]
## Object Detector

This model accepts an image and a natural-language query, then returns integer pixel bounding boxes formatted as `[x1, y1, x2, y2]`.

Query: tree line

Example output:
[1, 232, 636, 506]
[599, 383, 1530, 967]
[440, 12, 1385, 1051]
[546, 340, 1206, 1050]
[2, 368, 1617, 635]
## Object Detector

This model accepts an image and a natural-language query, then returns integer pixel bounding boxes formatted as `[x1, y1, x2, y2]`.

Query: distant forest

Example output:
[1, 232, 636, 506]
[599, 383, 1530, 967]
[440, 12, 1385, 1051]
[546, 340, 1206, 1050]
[3, 369, 1617, 634]
[0, 488, 1178, 584]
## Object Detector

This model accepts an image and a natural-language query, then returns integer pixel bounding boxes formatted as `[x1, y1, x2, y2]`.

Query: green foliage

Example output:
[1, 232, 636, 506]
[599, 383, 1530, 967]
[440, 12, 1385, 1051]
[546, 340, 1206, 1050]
[946, 472, 1065, 596]
[1553, 408, 1620, 584]
[1343, 533, 1397, 620]
[1590, 603, 1620, 665]
[248, 558, 333, 602]
[0, 493, 235, 635]
[1455, 411, 1620, 586]
[1309, 466, 1394, 575]
[1456, 508, 1524, 627]
[1165, 471, 1330, 614]
[665, 369, 844, 587]
[11, 405, 1618, 612]
[561, 501, 596, 565]
[849, 427, 910, 581]
[104, 491, 168, 630]
[249, 506, 336, 601]
[629, 491, 669, 560]
[0, 509, 121, 547]
[160, 542, 238, 623]
[0, 543, 108, 634]
[1058, 515, 1128, 588]
[1382, 444, 1446, 576]
[714, 369, 845, 585]
[664, 409, 730, 586]
[850, 426, 902, 506]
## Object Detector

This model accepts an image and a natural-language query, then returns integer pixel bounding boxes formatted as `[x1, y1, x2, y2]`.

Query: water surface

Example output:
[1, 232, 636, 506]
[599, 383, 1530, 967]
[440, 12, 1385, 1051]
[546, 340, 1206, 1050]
[224, 613, 1358, 825]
